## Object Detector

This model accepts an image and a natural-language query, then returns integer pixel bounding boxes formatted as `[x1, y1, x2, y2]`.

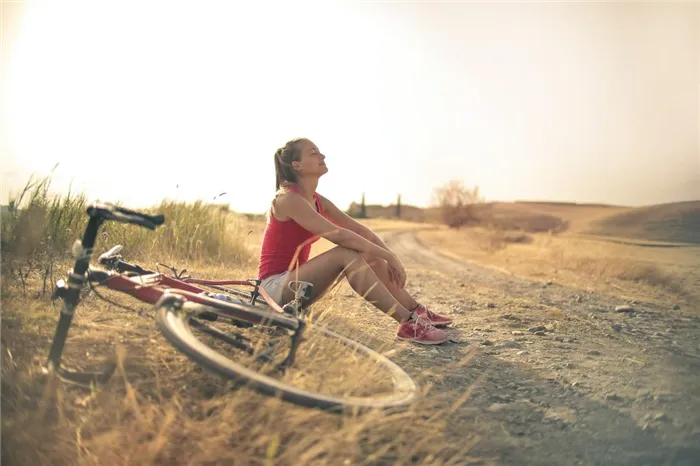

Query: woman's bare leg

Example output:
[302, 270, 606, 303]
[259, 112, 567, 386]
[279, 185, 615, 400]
[361, 254, 420, 311]
[361, 254, 453, 328]
[280, 246, 412, 322]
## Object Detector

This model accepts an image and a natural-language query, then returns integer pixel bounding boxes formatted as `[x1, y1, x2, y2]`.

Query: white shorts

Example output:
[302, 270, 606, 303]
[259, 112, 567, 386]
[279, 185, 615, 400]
[260, 271, 289, 306]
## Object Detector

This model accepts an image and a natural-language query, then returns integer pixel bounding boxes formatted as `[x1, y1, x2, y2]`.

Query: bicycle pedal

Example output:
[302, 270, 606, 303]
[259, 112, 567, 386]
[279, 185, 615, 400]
[282, 302, 300, 316]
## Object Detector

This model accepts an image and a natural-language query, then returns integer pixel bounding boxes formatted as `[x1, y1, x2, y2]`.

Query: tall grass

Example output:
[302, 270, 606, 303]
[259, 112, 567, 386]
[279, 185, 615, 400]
[1, 176, 89, 295]
[1, 175, 251, 296]
[94, 200, 250, 266]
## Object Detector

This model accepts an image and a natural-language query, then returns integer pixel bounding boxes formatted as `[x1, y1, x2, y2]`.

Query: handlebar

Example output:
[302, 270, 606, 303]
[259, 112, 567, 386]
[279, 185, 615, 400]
[47, 201, 165, 373]
[87, 203, 164, 230]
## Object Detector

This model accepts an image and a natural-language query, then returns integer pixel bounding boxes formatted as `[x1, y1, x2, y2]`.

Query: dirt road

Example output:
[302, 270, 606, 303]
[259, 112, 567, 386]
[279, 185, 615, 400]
[360, 229, 700, 465]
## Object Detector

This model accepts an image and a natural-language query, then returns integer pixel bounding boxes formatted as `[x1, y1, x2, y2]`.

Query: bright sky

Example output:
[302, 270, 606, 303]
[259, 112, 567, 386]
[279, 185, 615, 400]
[2, 1, 699, 214]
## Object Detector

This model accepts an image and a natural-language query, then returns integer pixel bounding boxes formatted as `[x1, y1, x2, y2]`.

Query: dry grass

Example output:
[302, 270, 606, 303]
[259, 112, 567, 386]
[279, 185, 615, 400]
[1, 176, 253, 299]
[1, 270, 483, 466]
[418, 226, 699, 302]
[1, 182, 486, 465]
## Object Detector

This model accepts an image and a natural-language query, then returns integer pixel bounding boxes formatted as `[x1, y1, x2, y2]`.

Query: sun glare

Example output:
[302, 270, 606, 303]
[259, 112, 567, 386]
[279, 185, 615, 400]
[3, 2, 699, 211]
[3, 2, 400, 211]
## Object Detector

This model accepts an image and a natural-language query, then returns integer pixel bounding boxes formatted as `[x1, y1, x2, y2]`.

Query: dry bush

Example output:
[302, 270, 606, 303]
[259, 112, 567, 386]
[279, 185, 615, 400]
[432, 181, 483, 229]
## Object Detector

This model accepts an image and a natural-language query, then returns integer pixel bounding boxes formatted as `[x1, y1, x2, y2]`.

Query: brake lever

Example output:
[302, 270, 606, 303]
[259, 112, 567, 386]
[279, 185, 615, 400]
[156, 262, 176, 276]
[156, 263, 188, 279]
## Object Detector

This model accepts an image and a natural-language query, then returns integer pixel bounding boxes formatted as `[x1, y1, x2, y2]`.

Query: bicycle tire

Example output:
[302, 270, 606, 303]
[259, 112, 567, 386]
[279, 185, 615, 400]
[155, 295, 418, 412]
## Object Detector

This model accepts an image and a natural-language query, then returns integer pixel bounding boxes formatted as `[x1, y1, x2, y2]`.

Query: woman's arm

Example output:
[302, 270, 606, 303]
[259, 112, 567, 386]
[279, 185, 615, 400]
[274, 192, 395, 262]
[316, 194, 392, 253]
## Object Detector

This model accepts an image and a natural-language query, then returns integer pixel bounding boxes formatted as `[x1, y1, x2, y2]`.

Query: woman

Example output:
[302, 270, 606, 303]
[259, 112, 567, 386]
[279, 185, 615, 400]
[257, 138, 451, 345]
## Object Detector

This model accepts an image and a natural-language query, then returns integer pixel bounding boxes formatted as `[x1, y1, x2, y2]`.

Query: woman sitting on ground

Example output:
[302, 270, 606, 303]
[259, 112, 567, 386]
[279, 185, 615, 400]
[257, 137, 452, 345]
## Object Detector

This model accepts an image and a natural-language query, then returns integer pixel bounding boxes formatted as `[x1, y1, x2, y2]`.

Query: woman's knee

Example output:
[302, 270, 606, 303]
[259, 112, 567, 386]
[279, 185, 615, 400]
[332, 246, 363, 267]
[362, 254, 388, 273]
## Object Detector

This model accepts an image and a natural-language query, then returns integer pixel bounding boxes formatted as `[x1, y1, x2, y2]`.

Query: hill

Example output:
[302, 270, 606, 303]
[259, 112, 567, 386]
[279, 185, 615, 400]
[348, 200, 631, 234]
[584, 200, 700, 244]
[348, 199, 700, 243]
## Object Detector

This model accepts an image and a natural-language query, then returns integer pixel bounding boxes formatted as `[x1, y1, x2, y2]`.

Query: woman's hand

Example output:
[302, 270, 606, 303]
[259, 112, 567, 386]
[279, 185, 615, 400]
[387, 254, 407, 289]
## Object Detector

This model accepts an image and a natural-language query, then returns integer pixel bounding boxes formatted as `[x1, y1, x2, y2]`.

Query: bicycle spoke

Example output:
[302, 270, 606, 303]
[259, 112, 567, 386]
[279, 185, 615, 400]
[165, 300, 408, 402]
[189, 319, 255, 356]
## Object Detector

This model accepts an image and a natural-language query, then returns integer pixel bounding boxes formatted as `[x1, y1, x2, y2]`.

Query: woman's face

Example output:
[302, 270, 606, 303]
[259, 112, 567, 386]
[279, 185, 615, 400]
[294, 139, 328, 178]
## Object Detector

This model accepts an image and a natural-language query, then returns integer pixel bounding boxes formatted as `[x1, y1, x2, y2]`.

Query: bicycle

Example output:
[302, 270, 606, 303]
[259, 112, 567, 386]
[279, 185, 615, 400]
[46, 202, 418, 412]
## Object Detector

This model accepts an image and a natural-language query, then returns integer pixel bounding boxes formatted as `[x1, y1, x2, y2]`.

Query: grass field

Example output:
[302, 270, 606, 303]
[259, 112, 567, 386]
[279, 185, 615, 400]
[417, 225, 699, 304]
[2, 179, 698, 465]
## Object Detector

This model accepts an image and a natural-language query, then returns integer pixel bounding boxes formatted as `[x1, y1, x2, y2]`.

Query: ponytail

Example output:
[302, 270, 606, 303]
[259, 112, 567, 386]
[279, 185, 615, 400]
[274, 148, 285, 192]
[272, 138, 305, 193]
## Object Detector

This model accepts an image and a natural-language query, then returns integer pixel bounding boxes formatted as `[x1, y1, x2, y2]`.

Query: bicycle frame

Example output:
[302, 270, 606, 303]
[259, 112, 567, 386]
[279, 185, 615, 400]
[92, 271, 298, 329]
[103, 253, 269, 308]
[181, 278, 267, 306]
[45, 203, 307, 386]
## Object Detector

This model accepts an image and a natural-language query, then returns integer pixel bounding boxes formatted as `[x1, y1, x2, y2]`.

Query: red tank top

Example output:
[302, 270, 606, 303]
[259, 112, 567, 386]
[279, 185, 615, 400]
[257, 185, 327, 280]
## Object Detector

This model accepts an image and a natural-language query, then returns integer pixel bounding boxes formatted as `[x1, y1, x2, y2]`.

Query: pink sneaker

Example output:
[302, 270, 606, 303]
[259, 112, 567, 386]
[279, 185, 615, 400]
[396, 316, 447, 345]
[413, 305, 453, 327]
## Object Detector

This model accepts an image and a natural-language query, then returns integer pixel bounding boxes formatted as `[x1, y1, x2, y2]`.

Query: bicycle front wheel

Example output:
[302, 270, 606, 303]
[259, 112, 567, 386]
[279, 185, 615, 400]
[155, 294, 418, 412]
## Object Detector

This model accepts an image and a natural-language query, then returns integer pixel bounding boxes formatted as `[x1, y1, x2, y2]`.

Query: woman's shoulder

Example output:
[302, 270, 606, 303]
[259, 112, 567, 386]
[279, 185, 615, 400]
[271, 186, 305, 217]
[273, 185, 301, 202]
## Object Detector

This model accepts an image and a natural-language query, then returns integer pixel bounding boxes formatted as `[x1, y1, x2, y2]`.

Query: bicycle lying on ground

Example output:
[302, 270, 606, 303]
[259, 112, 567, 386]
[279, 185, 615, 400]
[45, 203, 418, 412]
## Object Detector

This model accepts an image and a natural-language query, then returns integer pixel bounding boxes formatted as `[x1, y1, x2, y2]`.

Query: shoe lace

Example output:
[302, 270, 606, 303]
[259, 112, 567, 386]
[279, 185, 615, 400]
[411, 313, 437, 332]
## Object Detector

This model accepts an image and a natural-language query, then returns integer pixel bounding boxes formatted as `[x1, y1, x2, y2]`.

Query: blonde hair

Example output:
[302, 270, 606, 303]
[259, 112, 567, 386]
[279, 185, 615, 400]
[268, 138, 307, 220]
[273, 138, 307, 192]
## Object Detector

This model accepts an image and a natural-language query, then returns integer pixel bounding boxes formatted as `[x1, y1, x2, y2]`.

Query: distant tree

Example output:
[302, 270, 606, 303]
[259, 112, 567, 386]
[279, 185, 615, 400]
[360, 192, 366, 219]
[396, 194, 402, 218]
[432, 180, 483, 229]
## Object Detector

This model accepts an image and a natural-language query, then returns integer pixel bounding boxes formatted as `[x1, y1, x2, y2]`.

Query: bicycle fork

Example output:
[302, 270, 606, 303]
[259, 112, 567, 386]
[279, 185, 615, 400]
[46, 271, 86, 369]
[45, 215, 115, 385]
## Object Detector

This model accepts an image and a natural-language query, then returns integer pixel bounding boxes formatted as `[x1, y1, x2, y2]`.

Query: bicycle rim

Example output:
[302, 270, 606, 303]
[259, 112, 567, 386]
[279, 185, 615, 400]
[156, 299, 418, 413]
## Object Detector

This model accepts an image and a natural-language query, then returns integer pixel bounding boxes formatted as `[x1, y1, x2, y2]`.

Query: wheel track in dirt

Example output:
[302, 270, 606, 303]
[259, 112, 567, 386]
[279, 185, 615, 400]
[382, 229, 700, 466]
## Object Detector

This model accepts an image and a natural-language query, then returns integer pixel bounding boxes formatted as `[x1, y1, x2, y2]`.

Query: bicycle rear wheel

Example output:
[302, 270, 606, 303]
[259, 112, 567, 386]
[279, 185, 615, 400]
[155, 294, 418, 412]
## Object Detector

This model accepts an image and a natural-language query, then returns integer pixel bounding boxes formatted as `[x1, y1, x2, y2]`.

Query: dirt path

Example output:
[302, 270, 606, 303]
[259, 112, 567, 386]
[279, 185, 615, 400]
[369, 230, 700, 465]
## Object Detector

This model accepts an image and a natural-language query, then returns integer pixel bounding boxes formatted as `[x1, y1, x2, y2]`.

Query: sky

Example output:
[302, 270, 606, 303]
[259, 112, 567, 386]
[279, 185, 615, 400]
[2, 1, 699, 214]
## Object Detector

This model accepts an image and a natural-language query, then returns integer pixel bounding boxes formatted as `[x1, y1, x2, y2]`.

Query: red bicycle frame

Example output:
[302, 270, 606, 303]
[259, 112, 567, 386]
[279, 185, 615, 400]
[96, 271, 295, 328]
